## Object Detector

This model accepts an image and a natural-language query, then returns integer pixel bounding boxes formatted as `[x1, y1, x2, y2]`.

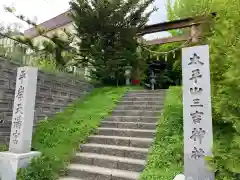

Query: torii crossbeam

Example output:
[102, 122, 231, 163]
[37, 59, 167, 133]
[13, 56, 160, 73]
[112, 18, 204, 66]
[138, 12, 216, 45]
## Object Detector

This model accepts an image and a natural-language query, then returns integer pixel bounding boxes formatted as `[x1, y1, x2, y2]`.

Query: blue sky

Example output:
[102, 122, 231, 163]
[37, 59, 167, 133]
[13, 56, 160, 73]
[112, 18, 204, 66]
[0, 0, 171, 40]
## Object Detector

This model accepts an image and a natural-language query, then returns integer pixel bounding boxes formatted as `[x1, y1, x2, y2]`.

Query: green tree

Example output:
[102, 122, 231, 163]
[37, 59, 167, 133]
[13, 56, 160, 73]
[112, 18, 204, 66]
[70, 0, 156, 85]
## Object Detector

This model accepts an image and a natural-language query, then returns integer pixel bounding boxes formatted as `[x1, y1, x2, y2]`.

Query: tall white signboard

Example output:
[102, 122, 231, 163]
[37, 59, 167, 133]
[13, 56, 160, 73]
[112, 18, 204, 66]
[182, 45, 214, 180]
[9, 67, 38, 153]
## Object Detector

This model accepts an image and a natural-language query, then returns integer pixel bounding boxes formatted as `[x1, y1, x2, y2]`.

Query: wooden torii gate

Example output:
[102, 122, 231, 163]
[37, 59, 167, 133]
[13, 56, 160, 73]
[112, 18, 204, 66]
[138, 12, 216, 45]
[136, 12, 216, 90]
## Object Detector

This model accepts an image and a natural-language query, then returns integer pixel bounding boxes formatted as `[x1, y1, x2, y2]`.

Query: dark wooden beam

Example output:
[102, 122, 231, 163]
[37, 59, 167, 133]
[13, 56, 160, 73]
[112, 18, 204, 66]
[146, 35, 189, 45]
[138, 12, 216, 35]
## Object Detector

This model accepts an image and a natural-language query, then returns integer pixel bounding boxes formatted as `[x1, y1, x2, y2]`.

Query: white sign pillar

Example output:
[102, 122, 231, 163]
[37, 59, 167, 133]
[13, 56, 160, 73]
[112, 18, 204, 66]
[182, 45, 214, 180]
[0, 67, 41, 180]
[9, 67, 38, 153]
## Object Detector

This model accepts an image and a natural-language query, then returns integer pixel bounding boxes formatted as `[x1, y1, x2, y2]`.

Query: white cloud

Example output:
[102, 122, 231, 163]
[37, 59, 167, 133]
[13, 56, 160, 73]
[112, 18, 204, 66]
[0, 0, 70, 31]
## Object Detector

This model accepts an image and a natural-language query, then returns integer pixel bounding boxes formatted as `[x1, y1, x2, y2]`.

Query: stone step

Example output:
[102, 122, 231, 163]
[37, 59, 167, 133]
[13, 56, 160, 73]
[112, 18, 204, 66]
[128, 90, 165, 93]
[124, 92, 165, 97]
[80, 143, 148, 160]
[101, 121, 156, 130]
[119, 101, 163, 106]
[65, 164, 140, 180]
[0, 127, 11, 132]
[105, 116, 158, 123]
[59, 178, 83, 180]
[112, 110, 159, 117]
[89, 135, 153, 148]
[0, 121, 12, 127]
[0, 136, 10, 144]
[122, 97, 164, 102]
[97, 128, 155, 138]
[0, 132, 11, 136]
[115, 105, 162, 111]
[71, 152, 145, 172]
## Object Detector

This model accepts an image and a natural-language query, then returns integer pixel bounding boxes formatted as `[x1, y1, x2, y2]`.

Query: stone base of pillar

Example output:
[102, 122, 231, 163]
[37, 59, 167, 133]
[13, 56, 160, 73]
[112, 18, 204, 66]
[173, 174, 185, 180]
[0, 151, 41, 180]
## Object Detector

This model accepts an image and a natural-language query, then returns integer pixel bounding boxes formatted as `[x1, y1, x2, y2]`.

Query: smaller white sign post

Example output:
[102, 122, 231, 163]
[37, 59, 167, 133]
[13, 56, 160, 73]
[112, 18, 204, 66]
[182, 45, 214, 180]
[9, 67, 38, 153]
[0, 67, 41, 180]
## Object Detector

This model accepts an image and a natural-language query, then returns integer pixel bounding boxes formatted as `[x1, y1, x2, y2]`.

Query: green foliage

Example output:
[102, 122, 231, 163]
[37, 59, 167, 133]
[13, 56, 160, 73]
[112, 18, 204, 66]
[168, 0, 215, 19]
[140, 87, 183, 180]
[35, 58, 57, 71]
[0, 43, 29, 64]
[0, 44, 84, 78]
[17, 87, 127, 180]
[167, 0, 240, 178]
[0, 144, 8, 151]
[70, 0, 155, 85]
[3, 7, 77, 68]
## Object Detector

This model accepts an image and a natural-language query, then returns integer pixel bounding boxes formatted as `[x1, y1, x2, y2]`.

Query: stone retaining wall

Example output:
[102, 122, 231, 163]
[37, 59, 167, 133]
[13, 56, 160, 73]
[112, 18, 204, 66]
[0, 57, 93, 143]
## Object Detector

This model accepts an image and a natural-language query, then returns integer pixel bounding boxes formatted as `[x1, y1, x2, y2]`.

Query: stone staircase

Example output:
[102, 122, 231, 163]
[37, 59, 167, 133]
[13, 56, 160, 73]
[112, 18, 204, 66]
[60, 90, 165, 180]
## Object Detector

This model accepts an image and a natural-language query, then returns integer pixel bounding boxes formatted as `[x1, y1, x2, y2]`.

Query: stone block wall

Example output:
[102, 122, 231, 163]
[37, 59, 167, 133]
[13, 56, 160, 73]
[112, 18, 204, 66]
[0, 57, 93, 143]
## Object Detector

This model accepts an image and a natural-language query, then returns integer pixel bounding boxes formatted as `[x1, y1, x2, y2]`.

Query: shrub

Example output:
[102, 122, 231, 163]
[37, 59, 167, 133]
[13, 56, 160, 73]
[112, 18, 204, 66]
[17, 87, 128, 180]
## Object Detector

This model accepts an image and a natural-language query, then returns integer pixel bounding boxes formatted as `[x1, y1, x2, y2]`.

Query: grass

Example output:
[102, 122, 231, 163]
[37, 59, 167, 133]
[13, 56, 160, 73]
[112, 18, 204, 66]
[17, 86, 128, 180]
[0, 144, 8, 151]
[140, 86, 183, 180]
